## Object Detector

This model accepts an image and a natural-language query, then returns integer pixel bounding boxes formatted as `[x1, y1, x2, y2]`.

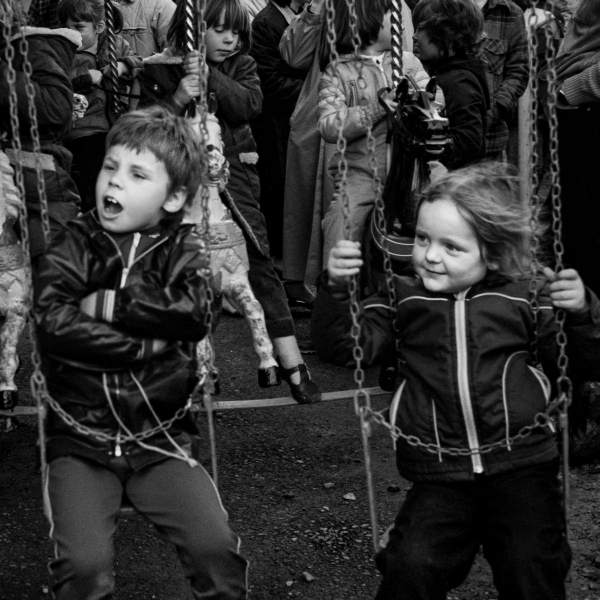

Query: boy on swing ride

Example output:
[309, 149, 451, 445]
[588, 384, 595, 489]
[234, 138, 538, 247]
[33, 107, 248, 600]
[315, 162, 600, 600]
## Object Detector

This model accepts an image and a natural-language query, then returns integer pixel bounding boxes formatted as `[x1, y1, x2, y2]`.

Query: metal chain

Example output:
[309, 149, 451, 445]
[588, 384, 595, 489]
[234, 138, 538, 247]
[543, 0, 571, 536]
[193, 0, 218, 484]
[15, 22, 51, 245]
[526, 0, 542, 365]
[1, 1, 50, 504]
[41, 390, 195, 443]
[366, 399, 561, 456]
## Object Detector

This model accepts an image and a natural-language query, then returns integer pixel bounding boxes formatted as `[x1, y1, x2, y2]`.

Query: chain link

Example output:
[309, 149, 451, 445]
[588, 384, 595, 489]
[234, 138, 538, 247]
[365, 399, 561, 456]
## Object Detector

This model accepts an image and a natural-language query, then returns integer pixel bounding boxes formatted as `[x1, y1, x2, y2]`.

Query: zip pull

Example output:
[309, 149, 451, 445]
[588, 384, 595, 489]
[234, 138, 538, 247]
[115, 433, 122, 457]
[120, 232, 141, 288]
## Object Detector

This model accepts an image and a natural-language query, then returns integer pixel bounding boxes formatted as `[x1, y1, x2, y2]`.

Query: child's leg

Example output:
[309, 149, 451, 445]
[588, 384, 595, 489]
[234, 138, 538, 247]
[480, 460, 571, 600]
[65, 133, 107, 213]
[46, 456, 123, 600]
[322, 170, 381, 266]
[126, 459, 248, 600]
[374, 481, 481, 600]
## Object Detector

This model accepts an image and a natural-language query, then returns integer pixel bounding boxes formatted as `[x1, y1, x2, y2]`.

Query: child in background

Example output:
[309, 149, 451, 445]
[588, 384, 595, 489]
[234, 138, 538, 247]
[59, 0, 142, 212]
[139, 0, 321, 403]
[314, 162, 600, 600]
[0, 15, 81, 260]
[411, 0, 490, 168]
[33, 107, 248, 600]
[317, 0, 436, 265]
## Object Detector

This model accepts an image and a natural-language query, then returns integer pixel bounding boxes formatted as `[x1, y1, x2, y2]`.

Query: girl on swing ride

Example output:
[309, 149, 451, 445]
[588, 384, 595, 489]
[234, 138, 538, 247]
[315, 161, 600, 600]
[138, 0, 322, 404]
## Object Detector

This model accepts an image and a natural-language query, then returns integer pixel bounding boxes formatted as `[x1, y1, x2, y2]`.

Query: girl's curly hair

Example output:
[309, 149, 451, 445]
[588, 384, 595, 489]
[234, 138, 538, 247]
[412, 0, 485, 60]
[415, 162, 541, 280]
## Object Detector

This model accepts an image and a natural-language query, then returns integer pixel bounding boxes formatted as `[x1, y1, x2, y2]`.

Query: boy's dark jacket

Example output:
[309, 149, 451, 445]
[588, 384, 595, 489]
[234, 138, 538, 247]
[431, 57, 491, 168]
[312, 273, 600, 482]
[34, 211, 211, 469]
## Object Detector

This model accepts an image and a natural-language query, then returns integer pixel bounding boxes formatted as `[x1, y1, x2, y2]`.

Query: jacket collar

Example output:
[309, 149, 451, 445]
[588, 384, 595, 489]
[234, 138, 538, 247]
[484, 0, 512, 12]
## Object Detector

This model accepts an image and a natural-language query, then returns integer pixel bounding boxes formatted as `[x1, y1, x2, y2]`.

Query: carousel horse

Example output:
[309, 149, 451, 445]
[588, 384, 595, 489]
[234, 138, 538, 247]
[363, 75, 450, 295]
[0, 151, 31, 411]
[186, 109, 280, 390]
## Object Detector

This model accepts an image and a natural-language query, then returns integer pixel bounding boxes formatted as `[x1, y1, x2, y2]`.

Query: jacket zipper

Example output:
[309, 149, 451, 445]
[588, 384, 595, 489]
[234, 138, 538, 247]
[120, 232, 141, 288]
[454, 290, 483, 473]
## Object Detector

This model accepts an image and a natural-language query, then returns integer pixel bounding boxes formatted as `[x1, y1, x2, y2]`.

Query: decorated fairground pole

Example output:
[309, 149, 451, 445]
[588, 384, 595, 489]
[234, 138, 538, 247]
[390, 0, 404, 91]
[103, 0, 122, 121]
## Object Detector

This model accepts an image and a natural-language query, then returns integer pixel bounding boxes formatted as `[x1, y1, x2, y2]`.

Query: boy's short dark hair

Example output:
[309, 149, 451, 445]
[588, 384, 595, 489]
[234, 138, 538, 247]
[57, 0, 123, 31]
[412, 0, 485, 59]
[318, 0, 392, 70]
[106, 107, 205, 205]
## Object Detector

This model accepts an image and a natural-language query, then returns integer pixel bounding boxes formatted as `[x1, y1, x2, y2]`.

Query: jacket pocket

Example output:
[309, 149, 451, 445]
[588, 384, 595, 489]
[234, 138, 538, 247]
[483, 38, 508, 76]
[502, 351, 551, 439]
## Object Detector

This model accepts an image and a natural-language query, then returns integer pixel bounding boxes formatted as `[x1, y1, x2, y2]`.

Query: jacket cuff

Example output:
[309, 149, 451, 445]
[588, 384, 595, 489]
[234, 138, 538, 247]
[95, 289, 116, 322]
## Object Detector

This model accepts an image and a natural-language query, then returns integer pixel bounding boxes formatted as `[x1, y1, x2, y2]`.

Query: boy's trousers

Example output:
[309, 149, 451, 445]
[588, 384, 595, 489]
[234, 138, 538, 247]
[46, 455, 248, 599]
[374, 459, 571, 600]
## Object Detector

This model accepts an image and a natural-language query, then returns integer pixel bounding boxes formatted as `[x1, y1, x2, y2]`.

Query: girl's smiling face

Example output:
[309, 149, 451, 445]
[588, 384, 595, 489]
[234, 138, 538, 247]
[412, 197, 489, 294]
[205, 10, 240, 65]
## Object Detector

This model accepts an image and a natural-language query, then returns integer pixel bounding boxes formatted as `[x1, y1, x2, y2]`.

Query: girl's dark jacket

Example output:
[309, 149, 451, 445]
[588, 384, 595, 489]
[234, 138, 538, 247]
[33, 211, 211, 469]
[138, 51, 268, 254]
[312, 273, 600, 482]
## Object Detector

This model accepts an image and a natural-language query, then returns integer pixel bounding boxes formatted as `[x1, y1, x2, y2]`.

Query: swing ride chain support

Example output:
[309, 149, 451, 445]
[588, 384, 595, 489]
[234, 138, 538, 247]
[543, 0, 572, 536]
[2, 4, 52, 509]
[366, 396, 563, 457]
[193, 0, 219, 485]
[104, 0, 122, 120]
[324, 0, 382, 553]
[526, 0, 542, 366]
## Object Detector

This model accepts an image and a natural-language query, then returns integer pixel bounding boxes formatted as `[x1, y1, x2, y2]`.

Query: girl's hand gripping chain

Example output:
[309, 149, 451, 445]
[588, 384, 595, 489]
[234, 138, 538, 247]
[173, 50, 201, 109]
[327, 240, 364, 287]
[543, 267, 589, 314]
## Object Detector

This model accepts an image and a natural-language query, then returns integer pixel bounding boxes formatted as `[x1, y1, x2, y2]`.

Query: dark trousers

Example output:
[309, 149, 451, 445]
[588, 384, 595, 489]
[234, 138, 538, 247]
[66, 133, 108, 214]
[226, 155, 294, 339]
[46, 455, 248, 599]
[374, 460, 571, 600]
[557, 104, 600, 297]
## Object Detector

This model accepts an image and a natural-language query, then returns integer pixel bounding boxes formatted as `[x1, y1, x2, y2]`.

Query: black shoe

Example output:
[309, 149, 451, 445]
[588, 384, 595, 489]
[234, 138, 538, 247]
[279, 363, 321, 404]
[284, 281, 315, 311]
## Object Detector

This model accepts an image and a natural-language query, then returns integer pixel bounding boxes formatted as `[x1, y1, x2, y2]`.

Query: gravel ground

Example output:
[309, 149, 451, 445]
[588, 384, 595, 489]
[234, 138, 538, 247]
[1, 309, 600, 599]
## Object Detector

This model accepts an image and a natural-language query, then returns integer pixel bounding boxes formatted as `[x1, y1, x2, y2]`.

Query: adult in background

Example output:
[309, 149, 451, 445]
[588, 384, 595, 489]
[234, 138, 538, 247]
[280, 0, 413, 305]
[28, 0, 175, 58]
[475, 0, 529, 159]
[555, 0, 600, 297]
[250, 0, 310, 266]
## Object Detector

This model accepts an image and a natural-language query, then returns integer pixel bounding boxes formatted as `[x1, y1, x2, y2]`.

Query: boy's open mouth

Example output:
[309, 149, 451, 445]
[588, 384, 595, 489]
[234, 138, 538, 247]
[103, 196, 123, 216]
